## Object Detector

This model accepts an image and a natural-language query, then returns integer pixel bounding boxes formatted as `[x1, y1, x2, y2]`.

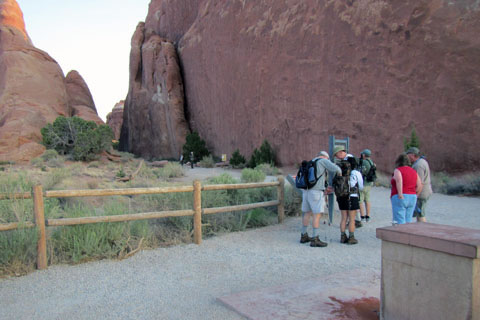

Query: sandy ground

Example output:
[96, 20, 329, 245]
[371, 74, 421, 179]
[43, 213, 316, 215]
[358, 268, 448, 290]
[0, 168, 479, 320]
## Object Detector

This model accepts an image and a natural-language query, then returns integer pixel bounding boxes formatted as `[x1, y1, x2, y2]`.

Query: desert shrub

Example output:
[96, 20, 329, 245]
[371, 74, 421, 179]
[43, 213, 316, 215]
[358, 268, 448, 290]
[0, 229, 38, 274]
[230, 149, 246, 168]
[41, 116, 113, 161]
[40, 149, 59, 161]
[284, 184, 302, 217]
[404, 126, 421, 151]
[87, 161, 100, 168]
[158, 162, 184, 179]
[373, 171, 391, 188]
[30, 157, 43, 168]
[43, 168, 72, 190]
[241, 168, 266, 183]
[431, 172, 480, 195]
[247, 208, 277, 227]
[198, 155, 215, 168]
[247, 140, 276, 168]
[255, 163, 279, 176]
[182, 131, 210, 164]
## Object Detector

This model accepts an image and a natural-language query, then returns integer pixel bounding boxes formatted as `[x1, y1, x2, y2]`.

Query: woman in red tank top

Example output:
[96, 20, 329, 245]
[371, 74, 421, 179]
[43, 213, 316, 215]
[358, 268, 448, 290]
[390, 154, 422, 224]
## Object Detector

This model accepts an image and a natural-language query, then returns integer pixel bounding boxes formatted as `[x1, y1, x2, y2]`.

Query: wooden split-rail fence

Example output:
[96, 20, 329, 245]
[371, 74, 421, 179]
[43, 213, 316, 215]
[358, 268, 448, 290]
[0, 177, 285, 270]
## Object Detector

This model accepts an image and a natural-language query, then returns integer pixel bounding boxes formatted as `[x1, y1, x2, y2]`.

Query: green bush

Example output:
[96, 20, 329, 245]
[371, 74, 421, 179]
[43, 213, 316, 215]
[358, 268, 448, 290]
[198, 155, 215, 168]
[230, 149, 246, 168]
[41, 116, 114, 161]
[255, 163, 279, 176]
[247, 140, 276, 168]
[158, 162, 184, 179]
[182, 131, 210, 164]
[431, 172, 480, 195]
[404, 126, 421, 151]
[241, 168, 266, 183]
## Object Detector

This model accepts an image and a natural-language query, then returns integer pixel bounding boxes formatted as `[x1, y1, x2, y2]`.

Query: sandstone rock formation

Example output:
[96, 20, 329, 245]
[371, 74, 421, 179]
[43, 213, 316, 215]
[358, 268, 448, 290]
[0, 0, 103, 162]
[106, 100, 124, 140]
[119, 22, 189, 160]
[65, 70, 104, 125]
[128, 0, 480, 173]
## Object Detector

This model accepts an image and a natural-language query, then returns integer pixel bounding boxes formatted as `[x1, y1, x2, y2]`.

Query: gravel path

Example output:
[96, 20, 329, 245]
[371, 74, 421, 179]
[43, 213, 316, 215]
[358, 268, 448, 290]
[1, 187, 479, 320]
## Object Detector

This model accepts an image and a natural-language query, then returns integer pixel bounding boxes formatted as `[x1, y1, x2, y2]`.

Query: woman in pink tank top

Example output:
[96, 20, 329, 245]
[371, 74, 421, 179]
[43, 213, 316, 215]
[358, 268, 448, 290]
[390, 153, 423, 224]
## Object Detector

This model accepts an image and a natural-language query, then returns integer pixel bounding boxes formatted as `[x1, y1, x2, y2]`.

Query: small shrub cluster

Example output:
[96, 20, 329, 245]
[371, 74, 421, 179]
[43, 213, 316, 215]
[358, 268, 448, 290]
[229, 149, 246, 168]
[431, 172, 480, 196]
[182, 132, 210, 164]
[404, 126, 421, 151]
[198, 155, 215, 168]
[41, 116, 113, 161]
[247, 140, 276, 168]
[241, 168, 266, 183]
[255, 163, 279, 176]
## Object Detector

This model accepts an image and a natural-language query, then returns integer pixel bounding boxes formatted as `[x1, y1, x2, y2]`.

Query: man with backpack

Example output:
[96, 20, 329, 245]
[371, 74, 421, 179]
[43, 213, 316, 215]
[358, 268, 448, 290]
[359, 149, 376, 222]
[406, 147, 432, 222]
[298, 151, 341, 247]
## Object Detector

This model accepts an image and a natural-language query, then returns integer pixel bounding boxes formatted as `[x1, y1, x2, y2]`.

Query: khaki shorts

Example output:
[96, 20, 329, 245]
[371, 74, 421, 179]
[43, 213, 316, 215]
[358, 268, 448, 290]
[301, 189, 325, 214]
[359, 185, 372, 203]
[413, 198, 428, 218]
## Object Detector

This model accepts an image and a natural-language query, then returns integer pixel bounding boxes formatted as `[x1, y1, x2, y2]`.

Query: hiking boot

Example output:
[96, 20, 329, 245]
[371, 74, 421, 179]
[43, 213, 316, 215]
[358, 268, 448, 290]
[310, 236, 328, 247]
[340, 233, 348, 244]
[361, 215, 366, 222]
[365, 216, 370, 223]
[347, 234, 358, 245]
[300, 233, 312, 243]
[355, 220, 363, 228]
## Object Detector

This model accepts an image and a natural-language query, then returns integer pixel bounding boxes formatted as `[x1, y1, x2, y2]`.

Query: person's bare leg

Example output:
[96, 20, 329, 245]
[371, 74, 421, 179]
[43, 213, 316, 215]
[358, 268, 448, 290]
[366, 201, 371, 217]
[348, 211, 357, 233]
[417, 216, 426, 222]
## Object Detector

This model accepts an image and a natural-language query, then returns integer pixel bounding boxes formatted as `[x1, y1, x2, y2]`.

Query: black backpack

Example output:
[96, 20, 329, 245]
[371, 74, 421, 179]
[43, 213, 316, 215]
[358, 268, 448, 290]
[333, 159, 358, 197]
[364, 159, 377, 183]
[295, 159, 322, 189]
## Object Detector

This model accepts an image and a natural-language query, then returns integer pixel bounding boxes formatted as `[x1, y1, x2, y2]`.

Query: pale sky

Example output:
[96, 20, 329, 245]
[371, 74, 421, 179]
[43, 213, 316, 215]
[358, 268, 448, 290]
[18, 0, 151, 121]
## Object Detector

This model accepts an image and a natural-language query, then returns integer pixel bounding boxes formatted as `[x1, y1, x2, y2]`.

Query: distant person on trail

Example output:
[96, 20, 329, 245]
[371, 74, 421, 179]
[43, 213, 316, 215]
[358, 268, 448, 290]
[333, 146, 363, 245]
[300, 151, 341, 248]
[333, 146, 363, 229]
[406, 147, 432, 222]
[390, 153, 423, 224]
[359, 149, 375, 223]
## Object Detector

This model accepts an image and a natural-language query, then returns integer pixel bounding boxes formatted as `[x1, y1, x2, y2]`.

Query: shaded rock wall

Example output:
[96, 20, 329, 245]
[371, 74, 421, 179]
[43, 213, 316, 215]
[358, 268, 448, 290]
[0, 0, 103, 162]
[134, 0, 480, 173]
[106, 100, 124, 140]
[120, 22, 189, 160]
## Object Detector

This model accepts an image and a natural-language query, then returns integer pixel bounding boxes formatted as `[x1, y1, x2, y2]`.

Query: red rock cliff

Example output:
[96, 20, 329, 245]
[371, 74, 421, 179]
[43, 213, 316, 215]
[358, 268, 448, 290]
[127, 0, 480, 172]
[0, 0, 103, 162]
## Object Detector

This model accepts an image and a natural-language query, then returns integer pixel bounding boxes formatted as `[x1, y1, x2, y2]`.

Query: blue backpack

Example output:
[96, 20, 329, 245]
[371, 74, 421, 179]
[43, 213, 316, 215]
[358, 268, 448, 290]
[295, 159, 321, 189]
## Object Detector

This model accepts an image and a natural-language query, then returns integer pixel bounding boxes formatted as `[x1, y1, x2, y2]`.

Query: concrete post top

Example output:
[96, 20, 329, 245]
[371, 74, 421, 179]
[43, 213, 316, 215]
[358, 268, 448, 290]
[376, 223, 480, 259]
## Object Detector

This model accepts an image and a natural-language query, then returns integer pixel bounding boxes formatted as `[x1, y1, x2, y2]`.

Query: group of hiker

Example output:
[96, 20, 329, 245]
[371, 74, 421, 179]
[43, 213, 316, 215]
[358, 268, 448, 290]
[297, 146, 432, 247]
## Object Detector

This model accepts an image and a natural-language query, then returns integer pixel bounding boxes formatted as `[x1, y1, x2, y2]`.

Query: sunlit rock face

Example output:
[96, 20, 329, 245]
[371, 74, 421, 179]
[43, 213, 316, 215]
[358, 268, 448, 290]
[0, 0, 103, 162]
[66, 70, 104, 125]
[129, 0, 480, 172]
[120, 22, 189, 160]
[106, 100, 124, 140]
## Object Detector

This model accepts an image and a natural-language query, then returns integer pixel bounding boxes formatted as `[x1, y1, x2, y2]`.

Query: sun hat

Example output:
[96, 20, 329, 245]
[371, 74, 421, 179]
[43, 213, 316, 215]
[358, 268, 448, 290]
[361, 149, 371, 157]
[333, 146, 346, 156]
[406, 147, 420, 156]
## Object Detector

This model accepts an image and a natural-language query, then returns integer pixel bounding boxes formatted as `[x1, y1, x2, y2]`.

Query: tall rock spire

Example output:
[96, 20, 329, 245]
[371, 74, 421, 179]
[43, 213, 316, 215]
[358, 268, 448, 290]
[0, 0, 30, 41]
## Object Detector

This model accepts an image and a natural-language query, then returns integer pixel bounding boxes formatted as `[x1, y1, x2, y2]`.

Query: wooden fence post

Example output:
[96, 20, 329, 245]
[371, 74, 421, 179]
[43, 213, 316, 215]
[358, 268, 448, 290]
[277, 176, 285, 223]
[193, 180, 202, 244]
[33, 185, 47, 270]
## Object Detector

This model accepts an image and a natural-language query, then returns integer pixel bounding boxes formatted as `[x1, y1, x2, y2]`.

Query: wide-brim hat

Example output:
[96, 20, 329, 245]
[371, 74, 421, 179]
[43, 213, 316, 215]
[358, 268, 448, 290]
[333, 146, 346, 156]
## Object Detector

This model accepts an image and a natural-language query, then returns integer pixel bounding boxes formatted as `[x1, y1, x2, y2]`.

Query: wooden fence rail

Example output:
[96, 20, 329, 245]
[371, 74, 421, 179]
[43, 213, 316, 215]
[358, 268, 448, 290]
[0, 177, 285, 270]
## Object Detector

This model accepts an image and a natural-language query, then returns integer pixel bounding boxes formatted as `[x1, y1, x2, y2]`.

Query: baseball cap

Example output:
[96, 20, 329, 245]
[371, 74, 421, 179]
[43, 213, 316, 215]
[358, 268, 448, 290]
[361, 149, 371, 156]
